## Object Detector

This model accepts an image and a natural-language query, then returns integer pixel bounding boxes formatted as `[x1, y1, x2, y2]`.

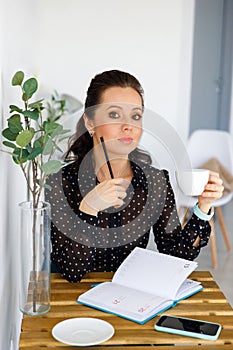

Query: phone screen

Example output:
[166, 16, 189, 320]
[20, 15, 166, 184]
[156, 316, 220, 336]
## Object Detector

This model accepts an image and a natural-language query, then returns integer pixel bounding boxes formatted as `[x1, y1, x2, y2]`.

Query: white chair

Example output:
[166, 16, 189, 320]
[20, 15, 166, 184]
[178, 129, 233, 268]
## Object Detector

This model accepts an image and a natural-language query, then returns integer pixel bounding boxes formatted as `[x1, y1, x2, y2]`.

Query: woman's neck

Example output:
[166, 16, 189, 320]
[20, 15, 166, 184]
[94, 155, 132, 182]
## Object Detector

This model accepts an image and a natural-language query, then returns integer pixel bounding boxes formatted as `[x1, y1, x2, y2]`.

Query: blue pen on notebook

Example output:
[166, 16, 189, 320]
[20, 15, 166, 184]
[100, 136, 114, 179]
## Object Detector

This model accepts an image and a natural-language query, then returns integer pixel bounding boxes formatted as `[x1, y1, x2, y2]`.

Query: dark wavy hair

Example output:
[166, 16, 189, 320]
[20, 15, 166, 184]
[64, 70, 152, 165]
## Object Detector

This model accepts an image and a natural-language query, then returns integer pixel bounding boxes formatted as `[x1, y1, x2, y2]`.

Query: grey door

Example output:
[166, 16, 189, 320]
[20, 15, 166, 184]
[189, 0, 233, 134]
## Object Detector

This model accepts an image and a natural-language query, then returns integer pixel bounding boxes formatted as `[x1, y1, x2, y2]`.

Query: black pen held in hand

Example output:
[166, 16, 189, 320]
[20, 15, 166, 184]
[100, 136, 114, 179]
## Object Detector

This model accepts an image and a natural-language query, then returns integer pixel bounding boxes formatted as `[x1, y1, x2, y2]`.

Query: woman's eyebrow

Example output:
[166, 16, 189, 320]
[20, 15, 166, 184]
[132, 107, 143, 111]
[106, 105, 123, 110]
[106, 105, 142, 111]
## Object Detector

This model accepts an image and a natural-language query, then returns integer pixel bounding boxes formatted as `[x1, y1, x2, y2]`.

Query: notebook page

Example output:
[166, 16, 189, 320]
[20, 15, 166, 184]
[78, 281, 170, 322]
[175, 279, 202, 300]
[112, 247, 198, 300]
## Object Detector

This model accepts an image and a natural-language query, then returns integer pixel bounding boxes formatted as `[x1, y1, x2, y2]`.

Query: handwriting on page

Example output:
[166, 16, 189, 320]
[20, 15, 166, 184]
[112, 295, 152, 313]
[184, 263, 191, 268]
[78, 248, 201, 323]
[138, 304, 151, 313]
[112, 295, 126, 305]
[85, 282, 167, 314]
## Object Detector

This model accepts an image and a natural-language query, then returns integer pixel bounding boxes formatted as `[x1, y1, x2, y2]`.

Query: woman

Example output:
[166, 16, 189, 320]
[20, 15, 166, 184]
[47, 70, 223, 282]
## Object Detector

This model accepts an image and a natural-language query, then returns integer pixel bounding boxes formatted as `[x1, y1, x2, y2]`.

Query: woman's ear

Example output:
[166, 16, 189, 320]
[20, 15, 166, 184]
[83, 114, 94, 130]
[83, 114, 95, 137]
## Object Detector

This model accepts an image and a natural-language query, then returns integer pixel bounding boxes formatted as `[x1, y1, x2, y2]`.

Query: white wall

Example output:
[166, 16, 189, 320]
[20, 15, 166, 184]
[1, 1, 38, 349]
[1, 1, 196, 349]
[34, 0, 194, 140]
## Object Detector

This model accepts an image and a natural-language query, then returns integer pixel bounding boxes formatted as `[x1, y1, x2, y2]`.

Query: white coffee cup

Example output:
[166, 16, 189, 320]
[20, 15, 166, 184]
[176, 169, 210, 196]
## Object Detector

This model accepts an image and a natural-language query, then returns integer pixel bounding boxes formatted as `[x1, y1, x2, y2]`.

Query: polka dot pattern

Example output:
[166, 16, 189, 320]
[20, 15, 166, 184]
[46, 160, 211, 282]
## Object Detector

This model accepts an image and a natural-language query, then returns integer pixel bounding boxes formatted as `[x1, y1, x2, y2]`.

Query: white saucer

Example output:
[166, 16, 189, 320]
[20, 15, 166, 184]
[52, 317, 115, 346]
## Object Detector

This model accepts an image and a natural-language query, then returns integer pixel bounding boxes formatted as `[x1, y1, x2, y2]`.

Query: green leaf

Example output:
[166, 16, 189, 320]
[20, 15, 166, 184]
[34, 136, 44, 148]
[3, 141, 16, 149]
[59, 128, 70, 135]
[28, 146, 43, 160]
[8, 114, 23, 134]
[2, 128, 18, 141]
[60, 99, 66, 110]
[43, 183, 52, 190]
[42, 160, 62, 175]
[43, 121, 57, 132]
[28, 99, 44, 110]
[42, 138, 53, 155]
[43, 121, 63, 137]
[61, 160, 74, 168]
[12, 71, 24, 86]
[22, 93, 29, 101]
[23, 78, 38, 97]
[22, 110, 39, 121]
[54, 143, 63, 153]
[9, 105, 23, 113]
[50, 125, 63, 137]
[13, 148, 29, 164]
[26, 144, 33, 152]
[16, 130, 34, 147]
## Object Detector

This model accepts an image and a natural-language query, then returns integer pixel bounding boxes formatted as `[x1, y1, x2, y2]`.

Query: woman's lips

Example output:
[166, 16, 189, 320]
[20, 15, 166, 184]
[118, 137, 133, 144]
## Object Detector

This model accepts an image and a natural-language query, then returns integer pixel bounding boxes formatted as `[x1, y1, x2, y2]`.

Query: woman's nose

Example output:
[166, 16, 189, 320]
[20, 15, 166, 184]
[122, 122, 133, 131]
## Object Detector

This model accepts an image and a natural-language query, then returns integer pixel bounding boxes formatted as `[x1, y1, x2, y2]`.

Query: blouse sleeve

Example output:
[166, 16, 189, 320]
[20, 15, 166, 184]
[46, 171, 98, 282]
[152, 170, 211, 260]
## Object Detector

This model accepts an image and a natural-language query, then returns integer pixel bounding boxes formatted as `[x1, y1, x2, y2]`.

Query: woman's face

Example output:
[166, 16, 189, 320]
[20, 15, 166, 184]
[86, 86, 143, 157]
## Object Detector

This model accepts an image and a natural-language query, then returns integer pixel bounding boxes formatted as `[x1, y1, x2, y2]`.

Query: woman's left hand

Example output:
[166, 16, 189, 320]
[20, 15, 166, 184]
[197, 171, 224, 213]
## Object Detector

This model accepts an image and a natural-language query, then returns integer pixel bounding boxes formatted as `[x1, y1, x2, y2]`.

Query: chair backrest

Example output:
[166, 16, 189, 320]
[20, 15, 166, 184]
[187, 129, 233, 174]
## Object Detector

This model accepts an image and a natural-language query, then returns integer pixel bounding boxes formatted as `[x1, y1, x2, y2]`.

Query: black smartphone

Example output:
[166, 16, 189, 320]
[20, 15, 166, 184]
[154, 315, 221, 340]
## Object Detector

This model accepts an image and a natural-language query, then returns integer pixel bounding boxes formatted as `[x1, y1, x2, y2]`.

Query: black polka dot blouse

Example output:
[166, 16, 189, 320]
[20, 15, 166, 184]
[46, 159, 211, 283]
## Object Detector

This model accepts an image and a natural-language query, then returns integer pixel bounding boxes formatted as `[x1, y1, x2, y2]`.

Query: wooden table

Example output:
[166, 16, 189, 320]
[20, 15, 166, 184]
[20, 271, 233, 349]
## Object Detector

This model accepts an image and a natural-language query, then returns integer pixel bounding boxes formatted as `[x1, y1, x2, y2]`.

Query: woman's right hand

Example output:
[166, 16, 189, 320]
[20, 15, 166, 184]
[79, 178, 129, 216]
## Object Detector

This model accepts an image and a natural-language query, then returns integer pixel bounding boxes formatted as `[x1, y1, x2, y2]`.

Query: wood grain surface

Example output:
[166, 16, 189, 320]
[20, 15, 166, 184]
[19, 271, 233, 348]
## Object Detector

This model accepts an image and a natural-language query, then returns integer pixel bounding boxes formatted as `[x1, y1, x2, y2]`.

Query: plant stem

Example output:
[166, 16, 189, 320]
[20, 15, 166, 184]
[20, 163, 33, 195]
[32, 158, 38, 313]
[32, 205, 37, 313]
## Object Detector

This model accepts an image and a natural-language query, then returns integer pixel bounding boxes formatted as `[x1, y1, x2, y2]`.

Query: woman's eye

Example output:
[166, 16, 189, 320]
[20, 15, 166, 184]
[109, 111, 120, 119]
[132, 114, 142, 121]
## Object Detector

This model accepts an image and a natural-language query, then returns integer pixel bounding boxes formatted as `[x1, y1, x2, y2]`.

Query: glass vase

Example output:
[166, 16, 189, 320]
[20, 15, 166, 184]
[19, 201, 51, 316]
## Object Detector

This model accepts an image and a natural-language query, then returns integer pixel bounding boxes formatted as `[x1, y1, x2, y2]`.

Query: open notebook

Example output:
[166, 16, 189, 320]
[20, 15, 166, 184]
[77, 247, 202, 324]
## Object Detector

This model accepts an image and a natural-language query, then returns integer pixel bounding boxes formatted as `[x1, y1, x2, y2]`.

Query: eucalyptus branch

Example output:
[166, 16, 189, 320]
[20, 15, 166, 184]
[1, 70, 73, 315]
[19, 163, 34, 194]
[1, 70, 70, 209]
